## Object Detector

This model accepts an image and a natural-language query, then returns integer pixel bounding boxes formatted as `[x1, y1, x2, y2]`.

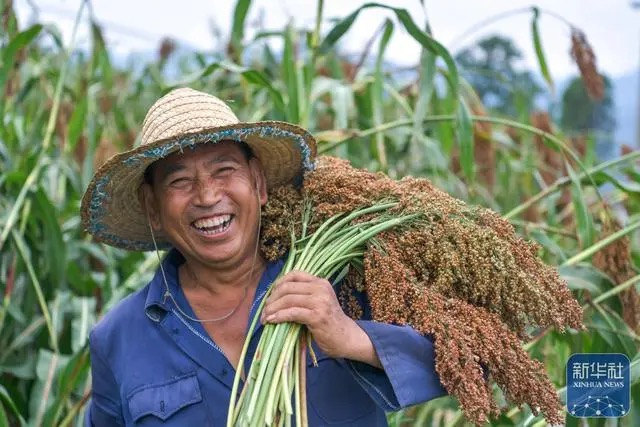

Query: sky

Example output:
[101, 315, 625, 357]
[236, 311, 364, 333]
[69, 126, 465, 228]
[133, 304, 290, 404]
[15, 0, 640, 81]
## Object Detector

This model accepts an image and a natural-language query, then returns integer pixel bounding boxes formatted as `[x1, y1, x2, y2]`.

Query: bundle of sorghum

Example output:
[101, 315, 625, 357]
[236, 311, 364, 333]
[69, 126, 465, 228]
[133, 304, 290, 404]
[259, 156, 584, 425]
[229, 202, 419, 427]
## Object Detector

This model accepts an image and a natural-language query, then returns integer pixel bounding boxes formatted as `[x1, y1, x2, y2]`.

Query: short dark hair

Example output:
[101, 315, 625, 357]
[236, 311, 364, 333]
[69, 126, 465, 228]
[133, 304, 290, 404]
[143, 141, 255, 186]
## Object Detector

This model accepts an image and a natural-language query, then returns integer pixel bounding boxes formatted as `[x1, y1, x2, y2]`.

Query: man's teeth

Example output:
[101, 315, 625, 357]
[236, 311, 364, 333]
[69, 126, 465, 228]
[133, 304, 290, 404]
[193, 215, 231, 228]
[193, 215, 232, 234]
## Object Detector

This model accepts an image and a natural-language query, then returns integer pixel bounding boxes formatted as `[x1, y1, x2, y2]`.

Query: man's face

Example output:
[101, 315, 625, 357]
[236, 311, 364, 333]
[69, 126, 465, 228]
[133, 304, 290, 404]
[142, 141, 267, 269]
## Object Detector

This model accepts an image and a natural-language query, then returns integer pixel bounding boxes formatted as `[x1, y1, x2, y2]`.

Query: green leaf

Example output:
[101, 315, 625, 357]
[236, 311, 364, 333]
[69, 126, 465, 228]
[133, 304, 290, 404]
[11, 229, 58, 352]
[591, 170, 640, 194]
[0, 317, 46, 359]
[564, 412, 580, 426]
[66, 260, 98, 296]
[0, 402, 8, 427]
[407, 15, 437, 174]
[166, 61, 285, 115]
[531, 229, 568, 262]
[90, 22, 113, 86]
[90, 22, 107, 57]
[390, 6, 458, 95]
[318, 9, 359, 55]
[282, 26, 300, 123]
[631, 353, 640, 384]
[0, 359, 37, 380]
[563, 219, 640, 267]
[71, 299, 95, 352]
[0, 384, 24, 424]
[43, 348, 90, 425]
[589, 305, 637, 356]
[530, 7, 554, 94]
[456, 97, 474, 182]
[41, 23, 64, 49]
[559, 264, 613, 296]
[588, 310, 619, 350]
[631, 383, 640, 426]
[57, 349, 89, 398]
[412, 49, 436, 137]
[310, 77, 353, 133]
[319, 3, 458, 99]
[30, 350, 68, 427]
[371, 19, 394, 172]
[564, 160, 594, 249]
[230, 0, 252, 61]
[0, 24, 43, 94]
[66, 96, 88, 151]
[240, 70, 287, 114]
[32, 188, 66, 287]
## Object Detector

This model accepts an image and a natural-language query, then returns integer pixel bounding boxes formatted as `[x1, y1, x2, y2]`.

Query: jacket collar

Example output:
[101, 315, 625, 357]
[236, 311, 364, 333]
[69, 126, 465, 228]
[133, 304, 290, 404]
[144, 249, 183, 319]
[144, 249, 284, 321]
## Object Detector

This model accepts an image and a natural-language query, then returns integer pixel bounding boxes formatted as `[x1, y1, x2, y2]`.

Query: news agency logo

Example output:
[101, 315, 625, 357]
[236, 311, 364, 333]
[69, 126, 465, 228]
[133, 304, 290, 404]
[566, 353, 630, 418]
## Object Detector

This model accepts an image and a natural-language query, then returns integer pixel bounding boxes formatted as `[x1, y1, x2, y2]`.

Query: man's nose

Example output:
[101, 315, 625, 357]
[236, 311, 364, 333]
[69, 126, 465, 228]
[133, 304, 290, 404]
[193, 177, 221, 206]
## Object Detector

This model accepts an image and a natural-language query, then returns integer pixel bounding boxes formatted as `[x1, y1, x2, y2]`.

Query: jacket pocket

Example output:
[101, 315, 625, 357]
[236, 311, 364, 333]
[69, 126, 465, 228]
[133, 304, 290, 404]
[307, 355, 377, 425]
[127, 372, 211, 425]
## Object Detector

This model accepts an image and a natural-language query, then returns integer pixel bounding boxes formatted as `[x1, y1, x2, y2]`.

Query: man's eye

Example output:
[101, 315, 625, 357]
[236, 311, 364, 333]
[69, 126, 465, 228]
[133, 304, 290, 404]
[168, 177, 192, 188]
[217, 167, 235, 175]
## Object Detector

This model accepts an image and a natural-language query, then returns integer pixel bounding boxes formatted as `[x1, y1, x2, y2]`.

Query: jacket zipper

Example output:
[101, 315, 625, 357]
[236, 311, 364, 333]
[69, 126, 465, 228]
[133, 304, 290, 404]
[172, 308, 225, 354]
[171, 286, 271, 355]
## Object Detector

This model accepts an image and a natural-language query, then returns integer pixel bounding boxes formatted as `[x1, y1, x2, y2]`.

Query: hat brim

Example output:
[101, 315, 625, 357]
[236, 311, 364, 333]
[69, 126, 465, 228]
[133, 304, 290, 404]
[80, 121, 316, 251]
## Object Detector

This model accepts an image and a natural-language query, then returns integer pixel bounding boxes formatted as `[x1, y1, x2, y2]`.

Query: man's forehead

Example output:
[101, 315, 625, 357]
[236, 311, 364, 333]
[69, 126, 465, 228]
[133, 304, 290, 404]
[158, 141, 246, 167]
[145, 141, 253, 184]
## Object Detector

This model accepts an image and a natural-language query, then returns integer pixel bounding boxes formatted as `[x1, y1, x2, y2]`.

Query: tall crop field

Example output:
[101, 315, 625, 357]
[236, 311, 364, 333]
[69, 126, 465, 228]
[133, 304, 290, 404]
[0, 1, 639, 425]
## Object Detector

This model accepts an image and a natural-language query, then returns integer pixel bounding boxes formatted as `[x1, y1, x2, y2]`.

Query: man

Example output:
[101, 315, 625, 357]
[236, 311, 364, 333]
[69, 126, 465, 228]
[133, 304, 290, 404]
[81, 88, 445, 426]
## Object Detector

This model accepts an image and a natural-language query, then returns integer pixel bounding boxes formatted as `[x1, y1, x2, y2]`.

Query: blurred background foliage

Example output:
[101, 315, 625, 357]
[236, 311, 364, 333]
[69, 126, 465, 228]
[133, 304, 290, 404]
[0, 0, 639, 425]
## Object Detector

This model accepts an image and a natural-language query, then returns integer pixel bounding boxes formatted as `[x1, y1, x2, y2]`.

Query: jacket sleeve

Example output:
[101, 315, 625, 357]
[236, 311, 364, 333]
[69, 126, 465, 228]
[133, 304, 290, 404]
[337, 281, 447, 411]
[85, 330, 125, 426]
[344, 320, 447, 411]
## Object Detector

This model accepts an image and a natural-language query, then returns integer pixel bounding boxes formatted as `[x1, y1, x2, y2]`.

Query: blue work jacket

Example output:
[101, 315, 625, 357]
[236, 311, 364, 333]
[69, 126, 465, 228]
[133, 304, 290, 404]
[86, 250, 446, 426]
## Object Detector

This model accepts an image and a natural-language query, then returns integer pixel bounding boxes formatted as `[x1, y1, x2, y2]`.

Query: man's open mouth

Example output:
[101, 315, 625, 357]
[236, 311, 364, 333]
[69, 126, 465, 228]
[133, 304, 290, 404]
[191, 214, 234, 235]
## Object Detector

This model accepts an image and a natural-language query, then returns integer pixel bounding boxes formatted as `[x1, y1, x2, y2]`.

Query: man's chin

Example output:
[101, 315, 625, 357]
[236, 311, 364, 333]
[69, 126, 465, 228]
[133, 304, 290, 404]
[189, 244, 248, 267]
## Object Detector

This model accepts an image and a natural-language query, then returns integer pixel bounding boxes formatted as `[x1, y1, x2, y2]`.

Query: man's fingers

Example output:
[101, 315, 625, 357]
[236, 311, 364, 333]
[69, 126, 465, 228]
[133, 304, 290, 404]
[276, 270, 318, 284]
[268, 280, 314, 300]
[262, 294, 314, 319]
[263, 272, 335, 325]
[263, 306, 313, 325]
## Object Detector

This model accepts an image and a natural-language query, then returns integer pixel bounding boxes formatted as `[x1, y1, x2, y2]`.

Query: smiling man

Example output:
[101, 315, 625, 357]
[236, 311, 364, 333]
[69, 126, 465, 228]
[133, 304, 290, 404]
[81, 88, 446, 426]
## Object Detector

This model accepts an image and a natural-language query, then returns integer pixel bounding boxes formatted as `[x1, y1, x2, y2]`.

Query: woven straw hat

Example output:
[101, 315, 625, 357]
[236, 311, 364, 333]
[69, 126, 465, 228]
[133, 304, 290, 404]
[81, 87, 317, 251]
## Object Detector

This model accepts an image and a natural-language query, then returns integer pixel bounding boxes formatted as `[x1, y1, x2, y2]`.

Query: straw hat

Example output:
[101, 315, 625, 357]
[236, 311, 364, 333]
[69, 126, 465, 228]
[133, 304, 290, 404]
[81, 87, 317, 251]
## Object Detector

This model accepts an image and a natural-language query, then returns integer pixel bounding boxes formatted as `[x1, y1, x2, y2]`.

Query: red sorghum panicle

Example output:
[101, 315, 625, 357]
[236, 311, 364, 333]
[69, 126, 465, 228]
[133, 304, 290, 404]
[158, 37, 176, 62]
[364, 240, 563, 425]
[259, 184, 304, 261]
[259, 156, 582, 424]
[593, 219, 640, 333]
[570, 28, 604, 101]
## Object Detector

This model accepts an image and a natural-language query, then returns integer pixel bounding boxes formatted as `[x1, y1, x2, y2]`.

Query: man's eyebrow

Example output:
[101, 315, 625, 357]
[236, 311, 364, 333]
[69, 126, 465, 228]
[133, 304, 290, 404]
[156, 153, 243, 181]
[157, 163, 186, 181]
[204, 155, 242, 166]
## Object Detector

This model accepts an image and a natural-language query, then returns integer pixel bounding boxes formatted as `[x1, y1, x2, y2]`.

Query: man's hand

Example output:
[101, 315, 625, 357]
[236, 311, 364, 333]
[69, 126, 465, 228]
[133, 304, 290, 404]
[261, 271, 382, 369]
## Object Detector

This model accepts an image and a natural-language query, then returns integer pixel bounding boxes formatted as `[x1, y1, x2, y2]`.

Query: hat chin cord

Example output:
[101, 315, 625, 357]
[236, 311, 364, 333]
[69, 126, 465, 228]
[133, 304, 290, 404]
[145, 194, 262, 324]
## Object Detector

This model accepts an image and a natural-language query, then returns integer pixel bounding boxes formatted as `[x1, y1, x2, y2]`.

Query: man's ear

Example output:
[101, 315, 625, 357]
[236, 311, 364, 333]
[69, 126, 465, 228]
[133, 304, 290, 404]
[139, 183, 162, 231]
[249, 158, 268, 206]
